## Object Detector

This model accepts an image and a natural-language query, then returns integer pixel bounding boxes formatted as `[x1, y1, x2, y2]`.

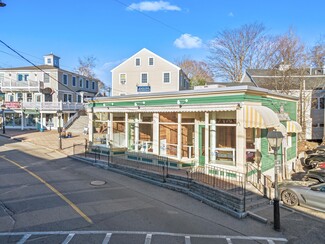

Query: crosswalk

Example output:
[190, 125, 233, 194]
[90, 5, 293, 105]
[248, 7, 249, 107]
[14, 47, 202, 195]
[0, 231, 288, 244]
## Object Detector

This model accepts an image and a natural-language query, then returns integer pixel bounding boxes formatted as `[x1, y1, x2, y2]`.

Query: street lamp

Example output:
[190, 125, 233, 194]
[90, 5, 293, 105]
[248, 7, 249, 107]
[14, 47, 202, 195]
[57, 110, 63, 150]
[1, 104, 5, 134]
[267, 130, 284, 231]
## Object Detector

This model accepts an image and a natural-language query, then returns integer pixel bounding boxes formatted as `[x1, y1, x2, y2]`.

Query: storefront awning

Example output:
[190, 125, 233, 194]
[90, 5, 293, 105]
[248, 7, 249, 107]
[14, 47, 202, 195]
[244, 105, 280, 128]
[275, 123, 287, 136]
[287, 120, 302, 133]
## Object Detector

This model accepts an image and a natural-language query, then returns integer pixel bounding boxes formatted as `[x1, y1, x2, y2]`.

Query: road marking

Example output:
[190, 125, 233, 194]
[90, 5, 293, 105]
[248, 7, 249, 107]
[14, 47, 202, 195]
[0, 231, 287, 242]
[226, 237, 233, 244]
[62, 233, 75, 244]
[144, 233, 152, 244]
[185, 235, 191, 244]
[0, 155, 93, 224]
[102, 233, 112, 244]
[17, 234, 31, 244]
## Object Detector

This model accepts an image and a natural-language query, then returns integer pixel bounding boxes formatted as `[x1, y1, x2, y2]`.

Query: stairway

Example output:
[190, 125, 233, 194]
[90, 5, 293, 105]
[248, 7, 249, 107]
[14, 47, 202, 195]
[66, 115, 89, 135]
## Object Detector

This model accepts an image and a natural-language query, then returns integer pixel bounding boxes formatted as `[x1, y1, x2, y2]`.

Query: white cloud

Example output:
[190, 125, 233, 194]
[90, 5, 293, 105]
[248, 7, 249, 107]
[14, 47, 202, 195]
[174, 34, 202, 49]
[127, 1, 181, 12]
[228, 12, 234, 17]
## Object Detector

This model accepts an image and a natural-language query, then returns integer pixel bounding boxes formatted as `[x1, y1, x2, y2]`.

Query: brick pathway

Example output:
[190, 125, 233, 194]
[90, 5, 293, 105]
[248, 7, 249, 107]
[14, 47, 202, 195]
[0, 129, 87, 156]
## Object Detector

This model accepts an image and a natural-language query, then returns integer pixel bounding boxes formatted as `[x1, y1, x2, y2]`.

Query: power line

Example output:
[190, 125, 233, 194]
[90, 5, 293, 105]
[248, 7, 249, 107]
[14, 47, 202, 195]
[0, 39, 82, 94]
[112, 0, 184, 34]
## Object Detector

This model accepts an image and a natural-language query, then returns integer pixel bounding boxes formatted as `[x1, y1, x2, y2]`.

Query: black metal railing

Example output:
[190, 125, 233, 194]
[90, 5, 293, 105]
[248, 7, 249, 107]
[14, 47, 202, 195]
[190, 164, 245, 195]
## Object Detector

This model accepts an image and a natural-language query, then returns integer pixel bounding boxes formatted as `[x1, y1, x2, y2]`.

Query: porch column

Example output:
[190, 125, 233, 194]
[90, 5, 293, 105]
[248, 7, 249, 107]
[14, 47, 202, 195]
[194, 117, 199, 166]
[177, 113, 182, 160]
[21, 111, 24, 130]
[40, 112, 44, 131]
[210, 112, 216, 161]
[88, 108, 93, 143]
[236, 106, 246, 173]
[134, 113, 139, 152]
[205, 112, 209, 165]
[108, 113, 114, 145]
[153, 113, 159, 154]
[124, 112, 129, 149]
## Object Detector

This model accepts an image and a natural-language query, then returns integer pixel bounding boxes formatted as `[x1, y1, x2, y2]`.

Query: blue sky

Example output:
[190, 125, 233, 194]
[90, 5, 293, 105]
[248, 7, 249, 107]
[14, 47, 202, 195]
[0, 0, 324, 86]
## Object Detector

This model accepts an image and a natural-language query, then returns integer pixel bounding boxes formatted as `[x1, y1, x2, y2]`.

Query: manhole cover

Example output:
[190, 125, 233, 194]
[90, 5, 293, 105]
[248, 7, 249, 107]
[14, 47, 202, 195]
[90, 180, 106, 186]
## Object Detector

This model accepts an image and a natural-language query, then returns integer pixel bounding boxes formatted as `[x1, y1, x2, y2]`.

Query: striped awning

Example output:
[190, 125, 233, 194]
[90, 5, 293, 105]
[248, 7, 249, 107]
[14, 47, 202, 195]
[275, 123, 287, 136]
[287, 121, 302, 133]
[244, 105, 280, 128]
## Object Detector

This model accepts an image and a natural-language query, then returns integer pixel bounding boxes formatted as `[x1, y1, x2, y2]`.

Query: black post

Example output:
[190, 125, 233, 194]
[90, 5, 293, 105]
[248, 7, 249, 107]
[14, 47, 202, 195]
[273, 147, 280, 231]
[2, 109, 5, 134]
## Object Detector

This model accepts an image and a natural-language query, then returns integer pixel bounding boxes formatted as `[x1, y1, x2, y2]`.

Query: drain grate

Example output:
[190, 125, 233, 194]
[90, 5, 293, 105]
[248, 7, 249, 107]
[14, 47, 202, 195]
[90, 180, 106, 186]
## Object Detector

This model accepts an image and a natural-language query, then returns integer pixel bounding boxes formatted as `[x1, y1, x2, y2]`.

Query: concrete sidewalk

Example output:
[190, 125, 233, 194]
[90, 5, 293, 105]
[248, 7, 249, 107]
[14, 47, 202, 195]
[0, 129, 87, 156]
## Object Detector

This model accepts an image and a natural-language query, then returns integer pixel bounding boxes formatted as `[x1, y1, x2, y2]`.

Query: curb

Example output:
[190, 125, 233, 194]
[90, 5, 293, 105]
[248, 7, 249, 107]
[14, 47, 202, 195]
[246, 211, 268, 224]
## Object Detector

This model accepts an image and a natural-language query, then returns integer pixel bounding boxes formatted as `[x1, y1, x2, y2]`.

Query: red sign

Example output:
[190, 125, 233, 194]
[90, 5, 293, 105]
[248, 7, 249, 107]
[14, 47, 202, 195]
[4, 102, 21, 109]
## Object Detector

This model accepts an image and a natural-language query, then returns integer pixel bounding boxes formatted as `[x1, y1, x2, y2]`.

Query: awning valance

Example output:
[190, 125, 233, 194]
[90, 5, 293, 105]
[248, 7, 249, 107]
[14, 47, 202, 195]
[244, 105, 280, 128]
[287, 121, 302, 133]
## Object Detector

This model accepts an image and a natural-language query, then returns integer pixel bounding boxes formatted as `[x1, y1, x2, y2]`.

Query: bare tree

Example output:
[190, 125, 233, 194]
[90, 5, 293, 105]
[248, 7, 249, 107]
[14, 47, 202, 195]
[310, 36, 325, 68]
[176, 57, 214, 88]
[75, 55, 106, 91]
[207, 23, 274, 82]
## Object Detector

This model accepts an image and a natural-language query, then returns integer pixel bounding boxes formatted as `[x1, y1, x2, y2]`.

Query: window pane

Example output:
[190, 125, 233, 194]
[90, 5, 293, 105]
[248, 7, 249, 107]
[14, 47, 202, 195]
[141, 73, 148, 83]
[163, 73, 170, 83]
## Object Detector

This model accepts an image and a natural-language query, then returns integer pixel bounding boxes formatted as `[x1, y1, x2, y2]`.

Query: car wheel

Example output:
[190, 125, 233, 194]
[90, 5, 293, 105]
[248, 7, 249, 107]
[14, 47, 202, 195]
[281, 190, 299, 206]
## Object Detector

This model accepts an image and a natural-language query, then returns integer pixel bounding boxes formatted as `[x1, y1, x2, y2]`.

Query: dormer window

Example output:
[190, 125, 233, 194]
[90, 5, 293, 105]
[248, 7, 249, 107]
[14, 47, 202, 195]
[135, 58, 141, 66]
[47, 58, 52, 64]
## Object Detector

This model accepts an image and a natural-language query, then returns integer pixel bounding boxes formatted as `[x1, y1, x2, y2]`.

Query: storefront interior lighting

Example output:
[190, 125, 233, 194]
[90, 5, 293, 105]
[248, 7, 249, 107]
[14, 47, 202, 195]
[177, 99, 188, 107]
[134, 101, 146, 109]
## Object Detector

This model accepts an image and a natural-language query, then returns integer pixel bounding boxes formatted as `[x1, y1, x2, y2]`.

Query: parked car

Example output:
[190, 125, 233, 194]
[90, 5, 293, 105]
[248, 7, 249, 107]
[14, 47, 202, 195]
[303, 169, 325, 183]
[306, 145, 325, 155]
[319, 162, 325, 169]
[304, 153, 325, 169]
[279, 182, 325, 212]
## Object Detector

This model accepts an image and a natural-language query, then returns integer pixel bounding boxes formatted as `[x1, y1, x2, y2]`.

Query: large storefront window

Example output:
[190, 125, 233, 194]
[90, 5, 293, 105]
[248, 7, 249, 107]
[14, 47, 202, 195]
[139, 114, 153, 153]
[159, 113, 177, 157]
[4, 113, 22, 127]
[182, 117, 195, 159]
[93, 112, 108, 146]
[113, 115, 125, 148]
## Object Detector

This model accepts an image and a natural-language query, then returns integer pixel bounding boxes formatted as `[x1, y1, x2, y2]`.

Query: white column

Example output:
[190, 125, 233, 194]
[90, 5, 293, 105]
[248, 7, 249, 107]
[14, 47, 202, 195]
[135, 113, 139, 152]
[194, 117, 199, 166]
[124, 112, 129, 149]
[40, 112, 44, 131]
[236, 106, 246, 173]
[205, 112, 209, 165]
[21, 111, 24, 130]
[88, 109, 93, 143]
[210, 112, 216, 161]
[153, 113, 159, 154]
[177, 113, 182, 160]
[109, 113, 114, 142]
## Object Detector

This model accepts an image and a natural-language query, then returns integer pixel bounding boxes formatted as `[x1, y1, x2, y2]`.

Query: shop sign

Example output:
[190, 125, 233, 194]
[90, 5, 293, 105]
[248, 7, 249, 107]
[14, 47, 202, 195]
[137, 86, 151, 92]
[4, 101, 21, 109]
[216, 119, 236, 124]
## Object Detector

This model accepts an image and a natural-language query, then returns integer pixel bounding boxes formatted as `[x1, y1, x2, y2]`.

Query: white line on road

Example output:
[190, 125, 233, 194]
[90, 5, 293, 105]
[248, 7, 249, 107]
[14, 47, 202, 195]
[185, 235, 191, 244]
[226, 237, 233, 244]
[17, 234, 31, 244]
[102, 233, 112, 244]
[62, 233, 75, 244]
[144, 233, 152, 244]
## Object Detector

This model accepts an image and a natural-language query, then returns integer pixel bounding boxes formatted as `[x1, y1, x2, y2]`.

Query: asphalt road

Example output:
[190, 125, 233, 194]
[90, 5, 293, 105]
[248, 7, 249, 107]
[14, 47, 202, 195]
[0, 136, 321, 243]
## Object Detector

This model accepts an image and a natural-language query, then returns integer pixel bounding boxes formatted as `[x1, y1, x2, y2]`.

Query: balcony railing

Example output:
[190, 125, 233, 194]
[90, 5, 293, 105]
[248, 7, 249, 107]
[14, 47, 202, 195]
[20, 102, 85, 111]
[0, 80, 44, 92]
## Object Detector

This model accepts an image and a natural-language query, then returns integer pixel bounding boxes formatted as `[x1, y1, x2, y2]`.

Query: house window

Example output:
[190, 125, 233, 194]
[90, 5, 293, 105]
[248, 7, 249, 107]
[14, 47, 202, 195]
[47, 58, 51, 64]
[72, 76, 76, 86]
[135, 58, 141, 66]
[44, 73, 50, 83]
[320, 97, 325, 109]
[27, 93, 32, 102]
[77, 95, 82, 103]
[92, 81, 95, 90]
[149, 57, 154, 66]
[18, 74, 29, 82]
[287, 135, 292, 148]
[8, 94, 14, 102]
[35, 94, 41, 102]
[63, 74, 68, 85]
[163, 72, 170, 83]
[86, 80, 89, 89]
[120, 74, 126, 84]
[141, 73, 148, 84]
[79, 78, 83, 87]
[17, 93, 23, 102]
[63, 94, 72, 102]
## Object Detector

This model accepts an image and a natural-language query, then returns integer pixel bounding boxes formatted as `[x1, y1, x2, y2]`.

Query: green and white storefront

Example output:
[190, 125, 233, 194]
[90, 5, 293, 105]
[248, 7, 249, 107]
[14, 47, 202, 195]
[87, 86, 301, 180]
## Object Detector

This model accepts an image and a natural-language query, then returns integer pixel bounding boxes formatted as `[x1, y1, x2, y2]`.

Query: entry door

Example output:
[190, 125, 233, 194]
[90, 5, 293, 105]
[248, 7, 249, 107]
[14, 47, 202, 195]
[199, 125, 205, 166]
